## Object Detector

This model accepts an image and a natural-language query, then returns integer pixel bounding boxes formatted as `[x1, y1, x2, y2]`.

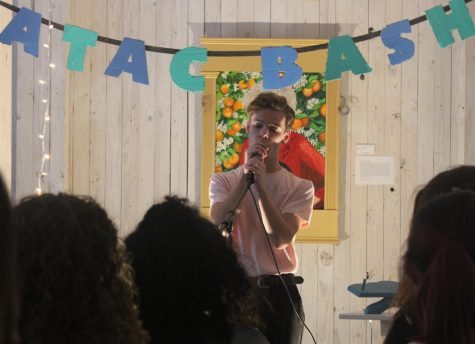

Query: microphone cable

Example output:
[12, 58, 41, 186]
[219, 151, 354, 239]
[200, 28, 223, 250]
[247, 185, 318, 344]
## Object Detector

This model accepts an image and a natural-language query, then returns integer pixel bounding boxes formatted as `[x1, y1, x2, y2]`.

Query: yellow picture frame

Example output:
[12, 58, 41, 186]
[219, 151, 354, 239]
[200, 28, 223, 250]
[200, 38, 340, 243]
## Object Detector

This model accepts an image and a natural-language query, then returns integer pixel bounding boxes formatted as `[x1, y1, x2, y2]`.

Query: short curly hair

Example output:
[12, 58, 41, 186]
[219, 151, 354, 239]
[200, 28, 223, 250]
[13, 194, 149, 344]
[125, 196, 262, 344]
[247, 92, 295, 128]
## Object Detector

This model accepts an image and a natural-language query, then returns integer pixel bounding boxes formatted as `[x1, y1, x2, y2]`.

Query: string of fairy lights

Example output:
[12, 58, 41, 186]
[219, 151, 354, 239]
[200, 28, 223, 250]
[34, 0, 54, 195]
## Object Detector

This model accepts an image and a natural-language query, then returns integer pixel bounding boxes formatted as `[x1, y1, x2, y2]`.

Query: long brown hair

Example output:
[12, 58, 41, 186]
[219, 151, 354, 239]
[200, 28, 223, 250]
[394, 165, 475, 307]
[404, 190, 475, 343]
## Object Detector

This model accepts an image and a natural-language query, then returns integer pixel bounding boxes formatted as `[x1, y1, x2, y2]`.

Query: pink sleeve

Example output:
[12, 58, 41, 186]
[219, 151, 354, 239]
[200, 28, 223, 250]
[209, 173, 231, 206]
[282, 180, 314, 228]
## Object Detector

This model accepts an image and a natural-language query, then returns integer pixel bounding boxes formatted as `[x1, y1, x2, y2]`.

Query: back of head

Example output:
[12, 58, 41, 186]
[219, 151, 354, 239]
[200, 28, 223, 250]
[404, 190, 475, 343]
[247, 92, 295, 128]
[126, 196, 260, 344]
[413, 165, 475, 213]
[394, 165, 475, 307]
[14, 193, 148, 344]
[0, 175, 19, 344]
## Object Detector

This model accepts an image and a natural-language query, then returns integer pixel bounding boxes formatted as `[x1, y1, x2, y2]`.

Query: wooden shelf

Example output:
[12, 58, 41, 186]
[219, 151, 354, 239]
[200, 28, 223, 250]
[339, 312, 395, 336]
[339, 312, 393, 321]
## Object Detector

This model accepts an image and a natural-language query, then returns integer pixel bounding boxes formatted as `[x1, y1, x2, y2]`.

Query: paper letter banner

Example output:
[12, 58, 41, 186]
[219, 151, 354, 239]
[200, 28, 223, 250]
[381, 20, 415, 65]
[426, 0, 475, 48]
[63, 25, 98, 72]
[105, 37, 149, 85]
[0, 7, 40, 57]
[170, 47, 207, 92]
[325, 35, 372, 81]
[261, 46, 302, 90]
[2, 0, 475, 89]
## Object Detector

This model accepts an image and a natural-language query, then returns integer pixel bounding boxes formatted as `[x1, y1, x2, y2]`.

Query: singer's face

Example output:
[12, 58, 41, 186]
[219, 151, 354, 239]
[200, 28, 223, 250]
[248, 109, 289, 155]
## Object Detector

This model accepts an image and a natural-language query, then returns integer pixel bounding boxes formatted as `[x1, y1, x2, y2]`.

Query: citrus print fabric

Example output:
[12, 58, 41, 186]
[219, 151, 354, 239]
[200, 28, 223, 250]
[214, 72, 326, 208]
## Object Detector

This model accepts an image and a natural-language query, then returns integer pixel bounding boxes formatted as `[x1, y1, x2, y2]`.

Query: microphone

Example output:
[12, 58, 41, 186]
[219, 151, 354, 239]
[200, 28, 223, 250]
[220, 151, 262, 244]
[250, 152, 262, 160]
[245, 152, 262, 185]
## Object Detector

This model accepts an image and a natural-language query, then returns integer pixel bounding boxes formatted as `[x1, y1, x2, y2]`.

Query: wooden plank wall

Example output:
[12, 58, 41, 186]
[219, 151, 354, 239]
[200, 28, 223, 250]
[12, 0, 67, 198]
[467, 7, 475, 163]
[9, 1, 475, 343]
[0, 0, 12, 189]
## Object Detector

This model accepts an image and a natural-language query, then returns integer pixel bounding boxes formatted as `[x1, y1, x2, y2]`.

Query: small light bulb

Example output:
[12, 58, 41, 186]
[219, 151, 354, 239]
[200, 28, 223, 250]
[49, 24, 54, 29]
[38, 134, 44, 139]
[45, 116, 51, 121]
[44, 154, 50, 160]
[41, 172, 48, 176]
[35, 187, 42, 195]
[49, 63, 56, 68]
[38, 79, 46, 85]
[43, 43, 49, 48]
[42, 99, 48, 103]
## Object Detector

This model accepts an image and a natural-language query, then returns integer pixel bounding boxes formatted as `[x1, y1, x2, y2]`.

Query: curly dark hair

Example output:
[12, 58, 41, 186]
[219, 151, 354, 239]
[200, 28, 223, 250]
[0, 175, 19, 344]
[125, 196, 262, 344]
[13, 193, 149, 344]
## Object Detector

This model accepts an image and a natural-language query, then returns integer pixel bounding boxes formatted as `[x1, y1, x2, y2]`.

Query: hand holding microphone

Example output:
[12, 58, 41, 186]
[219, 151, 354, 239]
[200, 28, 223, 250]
[245, 152, 261, 185]
[245, 142, 269, 185]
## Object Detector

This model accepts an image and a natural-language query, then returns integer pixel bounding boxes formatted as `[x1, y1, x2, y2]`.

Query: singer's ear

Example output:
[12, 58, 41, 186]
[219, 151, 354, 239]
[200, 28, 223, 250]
[282, 129, 291, 144]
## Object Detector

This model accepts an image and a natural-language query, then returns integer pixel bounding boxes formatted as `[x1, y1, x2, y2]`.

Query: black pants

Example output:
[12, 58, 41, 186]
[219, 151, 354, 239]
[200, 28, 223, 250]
[257, 280, 304, 344]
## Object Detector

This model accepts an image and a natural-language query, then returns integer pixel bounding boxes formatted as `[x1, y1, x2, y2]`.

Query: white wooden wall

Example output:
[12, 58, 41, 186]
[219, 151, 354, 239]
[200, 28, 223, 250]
[12, 0, 66, 197]
[0, 0, 12, 189]
[9, 1, 475, 343]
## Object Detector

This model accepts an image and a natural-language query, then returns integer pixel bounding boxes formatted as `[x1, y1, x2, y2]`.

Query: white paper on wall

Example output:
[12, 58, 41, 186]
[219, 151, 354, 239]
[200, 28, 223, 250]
[355, 155, 395, 185]
[356, 143, 375, 155]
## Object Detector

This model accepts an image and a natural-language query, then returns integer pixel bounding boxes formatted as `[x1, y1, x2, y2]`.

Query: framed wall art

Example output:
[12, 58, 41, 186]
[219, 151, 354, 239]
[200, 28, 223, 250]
[200, 38, 340, 243]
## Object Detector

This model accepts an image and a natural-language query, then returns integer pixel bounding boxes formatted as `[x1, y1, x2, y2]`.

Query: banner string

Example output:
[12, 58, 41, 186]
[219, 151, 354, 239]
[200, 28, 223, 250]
[0, 0, 473, 56]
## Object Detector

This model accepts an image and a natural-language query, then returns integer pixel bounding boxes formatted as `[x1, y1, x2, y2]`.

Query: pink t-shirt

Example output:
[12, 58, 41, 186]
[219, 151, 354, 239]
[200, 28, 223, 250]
[209, 166, 314, 277]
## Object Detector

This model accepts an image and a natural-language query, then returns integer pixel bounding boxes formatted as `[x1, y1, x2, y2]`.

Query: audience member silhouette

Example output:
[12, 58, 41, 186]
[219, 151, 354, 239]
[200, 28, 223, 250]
[385, 165, 475, 344]
[0, 175, 19, 344]
[13, 193, 149, 344]
[125, 196, 268, 344]
[402, 190, 475, 343]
